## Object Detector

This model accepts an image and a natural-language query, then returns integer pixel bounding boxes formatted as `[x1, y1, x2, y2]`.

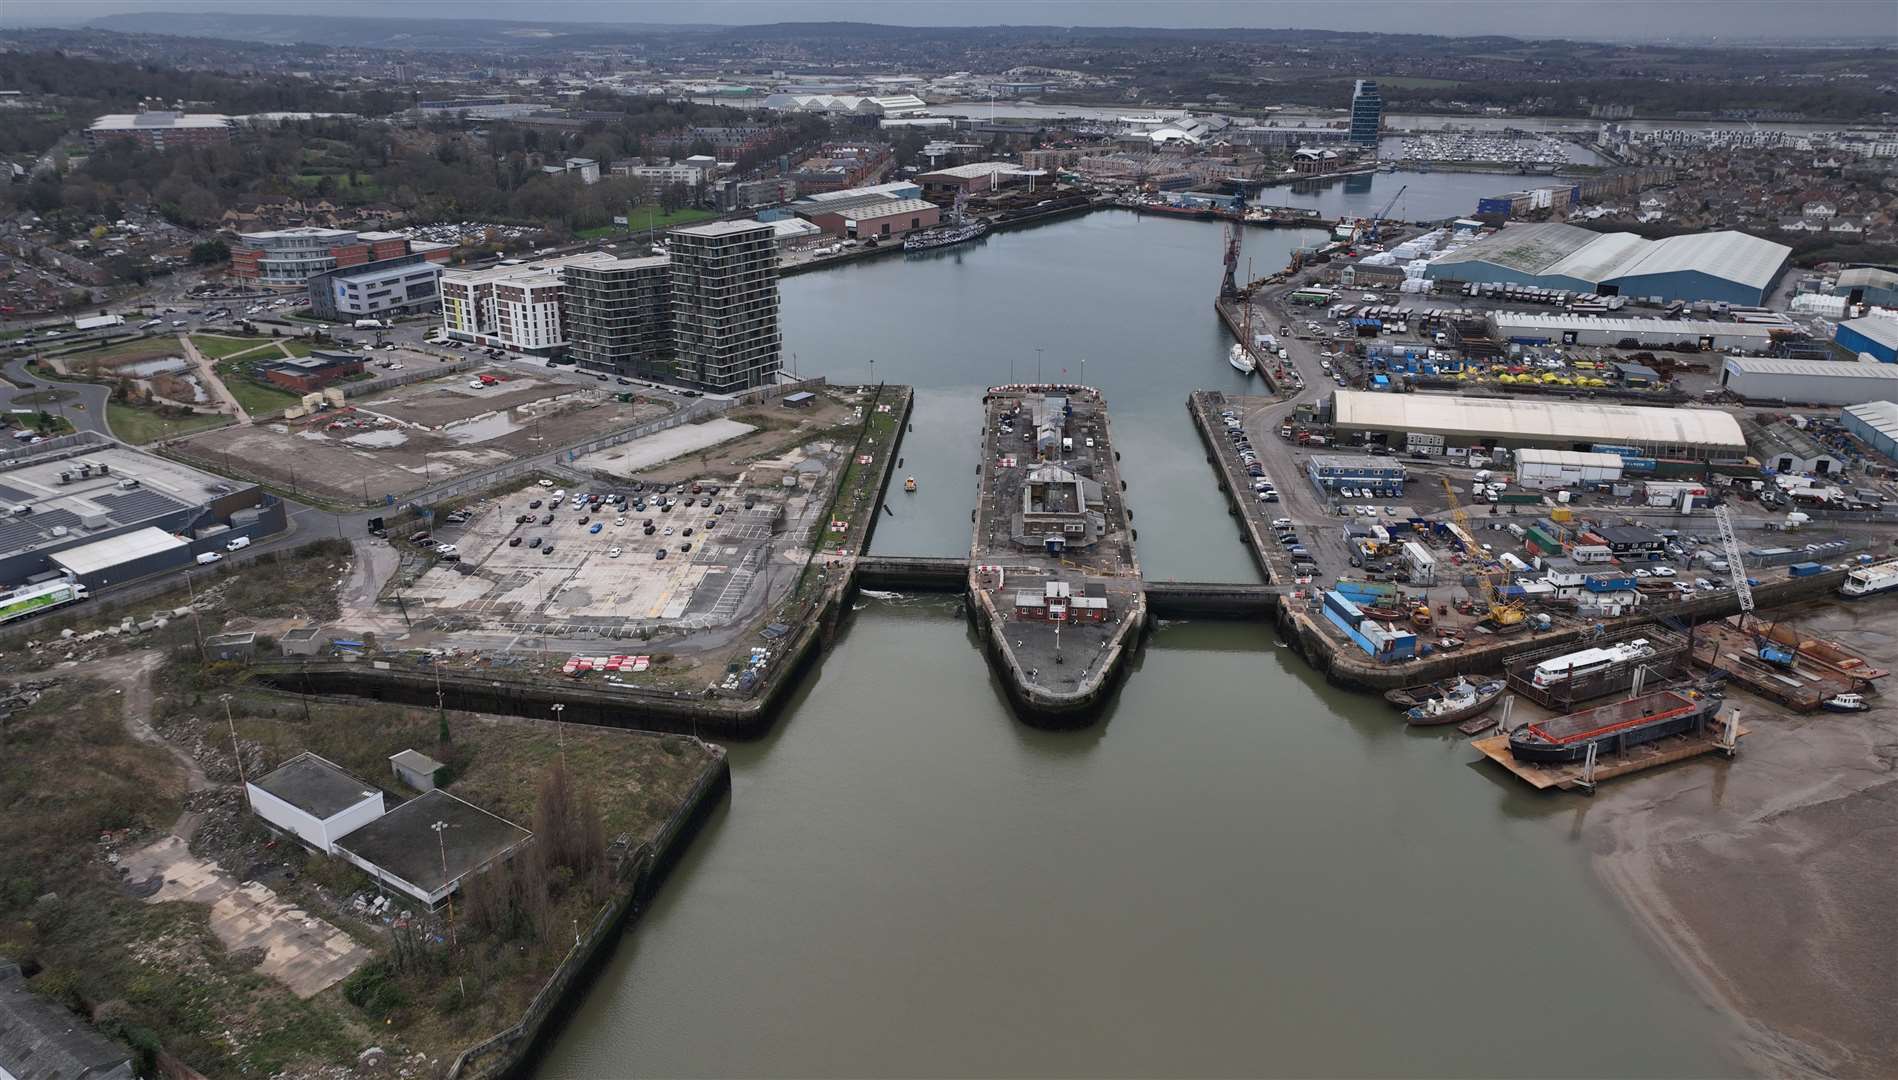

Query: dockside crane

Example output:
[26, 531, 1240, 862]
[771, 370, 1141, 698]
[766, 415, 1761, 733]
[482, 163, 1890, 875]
[1366, 183, 1408, 244]
[1711, 504, 1793, 667]
[1441, 476, 1524, 628]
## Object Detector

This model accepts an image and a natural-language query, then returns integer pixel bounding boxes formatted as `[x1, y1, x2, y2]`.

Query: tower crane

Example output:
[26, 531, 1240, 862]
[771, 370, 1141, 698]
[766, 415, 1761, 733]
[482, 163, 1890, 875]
[1441, 476, 1524, 628]
[1220, 221, 1242, 299]
[1367, 183, 1408, 244]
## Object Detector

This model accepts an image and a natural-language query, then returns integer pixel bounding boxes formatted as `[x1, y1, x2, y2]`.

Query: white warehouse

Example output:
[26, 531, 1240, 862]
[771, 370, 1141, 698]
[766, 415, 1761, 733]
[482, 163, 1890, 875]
[1719, 356, 1898, 406]
[1514, 448, 1625, 489]
[1489, 312, 1782, 352]
[245, 752, 385, 854]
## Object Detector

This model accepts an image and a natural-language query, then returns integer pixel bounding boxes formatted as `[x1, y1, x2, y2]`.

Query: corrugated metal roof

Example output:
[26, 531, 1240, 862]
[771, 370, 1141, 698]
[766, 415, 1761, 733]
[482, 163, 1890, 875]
[1429, 222, 1597, 275]
[1492, 312, 1777, 339]
[48, 526, 185, 576]
[1723, 356, 1898, 380]
[1605, 231, 1791, 290]
[843, 198, 937, 220]
[1839, 315, 1898, 350]
[1541, 231, 1649, 282]
[1331, 390, 1746, 449]
[1843, 400, 1898, 441]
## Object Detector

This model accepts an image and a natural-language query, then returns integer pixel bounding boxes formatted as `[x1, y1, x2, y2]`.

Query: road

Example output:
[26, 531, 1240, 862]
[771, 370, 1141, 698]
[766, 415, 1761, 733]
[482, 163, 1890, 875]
[1, 354, 112, 435]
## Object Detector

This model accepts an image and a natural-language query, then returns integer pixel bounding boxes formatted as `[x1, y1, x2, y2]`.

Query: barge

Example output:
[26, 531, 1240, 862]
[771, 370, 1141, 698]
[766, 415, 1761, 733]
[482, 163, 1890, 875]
[1507, 687, 1723, 764]
[969, 384, 1146, 725]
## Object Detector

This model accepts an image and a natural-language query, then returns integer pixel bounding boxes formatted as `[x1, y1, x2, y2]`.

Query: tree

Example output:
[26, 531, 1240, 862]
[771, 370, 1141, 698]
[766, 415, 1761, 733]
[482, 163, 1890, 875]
[189, 239, 229, 265]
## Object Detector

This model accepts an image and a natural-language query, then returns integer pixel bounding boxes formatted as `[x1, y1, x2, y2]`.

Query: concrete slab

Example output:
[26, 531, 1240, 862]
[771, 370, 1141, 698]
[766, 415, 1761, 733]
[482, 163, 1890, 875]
[119, 835, 371, 998]
[571, 418, 757, 476]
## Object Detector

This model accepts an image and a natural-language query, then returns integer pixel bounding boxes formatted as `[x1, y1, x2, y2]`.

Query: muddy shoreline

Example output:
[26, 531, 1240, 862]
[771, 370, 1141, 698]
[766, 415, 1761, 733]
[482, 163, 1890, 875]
[1585, 601, 1898, 1078]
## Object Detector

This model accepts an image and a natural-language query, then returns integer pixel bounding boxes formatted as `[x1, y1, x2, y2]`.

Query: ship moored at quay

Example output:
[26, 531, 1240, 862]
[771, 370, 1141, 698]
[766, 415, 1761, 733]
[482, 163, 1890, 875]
[969, 383, 1146, 724]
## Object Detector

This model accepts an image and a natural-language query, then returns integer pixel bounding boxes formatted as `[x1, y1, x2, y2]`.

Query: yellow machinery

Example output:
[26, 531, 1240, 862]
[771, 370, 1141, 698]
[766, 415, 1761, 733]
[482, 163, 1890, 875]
[1440, 476, 1525, 627]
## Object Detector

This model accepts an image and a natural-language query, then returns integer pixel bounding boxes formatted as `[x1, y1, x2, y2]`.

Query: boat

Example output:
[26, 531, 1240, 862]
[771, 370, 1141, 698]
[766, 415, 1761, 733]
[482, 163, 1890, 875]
[1228, 344, 1256, 374]
[1822, 692, 1871, 713]
[903, 217, 989, 251]
[1507, 687, 1723, 764]
[1528, 638, 1657, 689]
[1840, 558, 1898, 599]
[903, 476, 917, 493]
[1384, 679, 1454, 710]
[904, 189, 990, 252]
[1405, 679, 1504, 726]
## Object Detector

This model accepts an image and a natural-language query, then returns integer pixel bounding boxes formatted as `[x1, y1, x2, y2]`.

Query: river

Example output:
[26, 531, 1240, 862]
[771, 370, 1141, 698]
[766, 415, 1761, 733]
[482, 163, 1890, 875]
[533, 206, 1742, 1077]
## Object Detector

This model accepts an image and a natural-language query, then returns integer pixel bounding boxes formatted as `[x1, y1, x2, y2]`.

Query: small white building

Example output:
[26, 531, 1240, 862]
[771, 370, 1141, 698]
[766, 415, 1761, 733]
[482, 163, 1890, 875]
[245, 752, 385, 854]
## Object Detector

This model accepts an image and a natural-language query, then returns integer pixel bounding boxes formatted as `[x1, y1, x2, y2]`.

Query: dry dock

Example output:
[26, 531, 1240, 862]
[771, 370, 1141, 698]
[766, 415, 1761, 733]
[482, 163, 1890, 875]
[969, 384, 1146, 723]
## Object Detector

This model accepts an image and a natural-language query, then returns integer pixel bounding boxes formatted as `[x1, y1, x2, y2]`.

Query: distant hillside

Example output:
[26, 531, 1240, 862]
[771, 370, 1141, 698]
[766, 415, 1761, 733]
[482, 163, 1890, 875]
[86, 11, 711, 50]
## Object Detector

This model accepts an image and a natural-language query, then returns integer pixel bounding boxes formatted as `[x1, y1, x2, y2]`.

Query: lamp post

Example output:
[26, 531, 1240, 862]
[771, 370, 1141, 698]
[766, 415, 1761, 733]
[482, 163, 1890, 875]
[550, 703, 566, 767]
[220, 693, 246, 795]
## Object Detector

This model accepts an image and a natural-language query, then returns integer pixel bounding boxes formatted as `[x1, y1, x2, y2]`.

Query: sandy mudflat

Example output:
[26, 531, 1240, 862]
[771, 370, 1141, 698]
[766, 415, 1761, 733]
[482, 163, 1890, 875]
[1588, 602, 1898, 1078]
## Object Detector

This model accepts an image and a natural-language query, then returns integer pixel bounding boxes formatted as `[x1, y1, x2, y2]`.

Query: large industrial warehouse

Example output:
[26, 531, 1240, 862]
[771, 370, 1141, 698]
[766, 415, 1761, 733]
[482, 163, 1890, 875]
[1720, 356, 1898, 406]
[1490, 312, 1781, 352]
[0, 432, 283, 589]
[1835, 315, 1898, 364]
[1842, 400, 1898, 463]
[1328, 390, 1748, 462]
[1424, 223, 1791, 305]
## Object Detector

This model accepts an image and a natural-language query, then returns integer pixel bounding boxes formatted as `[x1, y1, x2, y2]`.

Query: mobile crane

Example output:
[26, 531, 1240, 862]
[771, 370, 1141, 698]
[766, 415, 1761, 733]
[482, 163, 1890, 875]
[1441, 475, 1524, 629]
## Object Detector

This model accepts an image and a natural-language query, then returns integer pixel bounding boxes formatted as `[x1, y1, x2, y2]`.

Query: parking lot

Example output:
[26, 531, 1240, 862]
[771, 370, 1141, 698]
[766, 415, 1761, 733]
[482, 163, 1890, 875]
[402, 478, 792, 632]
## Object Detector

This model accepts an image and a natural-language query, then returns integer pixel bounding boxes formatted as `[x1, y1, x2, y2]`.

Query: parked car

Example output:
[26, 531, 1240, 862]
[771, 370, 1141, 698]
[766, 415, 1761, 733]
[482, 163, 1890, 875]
[509, 536, 522, 547]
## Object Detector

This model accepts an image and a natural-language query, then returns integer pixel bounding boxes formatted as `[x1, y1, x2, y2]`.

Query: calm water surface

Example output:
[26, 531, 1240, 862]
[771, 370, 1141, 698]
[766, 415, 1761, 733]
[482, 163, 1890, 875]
[533, 206, 1739, 1078]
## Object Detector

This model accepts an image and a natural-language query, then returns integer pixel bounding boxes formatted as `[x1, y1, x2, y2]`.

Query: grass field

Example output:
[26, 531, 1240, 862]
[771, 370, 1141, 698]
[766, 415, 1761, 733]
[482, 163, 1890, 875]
[221, 373, 301, 415]
[576, 206, 720, 239]
[189, 334, 275, 360]
[63, 335, 179, 368]
[107, 402, 230, 444]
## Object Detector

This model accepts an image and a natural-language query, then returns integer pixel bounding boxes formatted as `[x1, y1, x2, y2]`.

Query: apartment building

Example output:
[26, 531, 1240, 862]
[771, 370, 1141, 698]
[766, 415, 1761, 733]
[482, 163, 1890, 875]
[667, 221, 781, 391]
[439, 253, 616, 354]
[562, 255, 673, 378]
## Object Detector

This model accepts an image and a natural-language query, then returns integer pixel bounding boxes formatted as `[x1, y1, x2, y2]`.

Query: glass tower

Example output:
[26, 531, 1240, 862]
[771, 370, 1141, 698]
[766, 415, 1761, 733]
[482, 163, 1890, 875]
[1350, 80, 1384, 147]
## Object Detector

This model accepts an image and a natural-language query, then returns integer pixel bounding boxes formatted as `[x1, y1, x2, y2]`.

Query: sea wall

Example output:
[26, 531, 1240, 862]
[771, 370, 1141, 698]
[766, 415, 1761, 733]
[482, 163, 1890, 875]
[444, 749, 731, 1080]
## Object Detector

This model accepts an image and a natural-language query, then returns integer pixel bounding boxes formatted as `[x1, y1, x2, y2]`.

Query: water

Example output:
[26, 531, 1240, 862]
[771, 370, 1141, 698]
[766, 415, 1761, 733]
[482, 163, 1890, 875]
[531, 208, 1741, 1078]
[1253, 169, 1544, 222]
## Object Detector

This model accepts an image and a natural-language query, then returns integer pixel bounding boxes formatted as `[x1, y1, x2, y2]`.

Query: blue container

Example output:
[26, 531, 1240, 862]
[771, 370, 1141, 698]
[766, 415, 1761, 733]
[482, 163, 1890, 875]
[1789, 562, 1824, 577]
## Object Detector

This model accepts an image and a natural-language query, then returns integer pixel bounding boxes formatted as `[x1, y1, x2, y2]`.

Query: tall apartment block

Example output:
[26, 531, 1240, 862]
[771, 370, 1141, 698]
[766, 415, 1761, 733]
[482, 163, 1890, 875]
[666, 221, 782, 392]
[1349, 79, 1384, 147]
[562, 255, 673, 378]
[439, 253, 618, 354]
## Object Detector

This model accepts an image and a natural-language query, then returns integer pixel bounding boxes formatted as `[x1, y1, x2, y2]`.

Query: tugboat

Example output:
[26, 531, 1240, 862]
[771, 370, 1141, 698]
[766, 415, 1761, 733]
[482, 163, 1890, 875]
[904, 476, 917, 494]
[1507, 687, 1724, 764]
[1405, 678, 1504, 727]
[1822, 692, 1870, 713]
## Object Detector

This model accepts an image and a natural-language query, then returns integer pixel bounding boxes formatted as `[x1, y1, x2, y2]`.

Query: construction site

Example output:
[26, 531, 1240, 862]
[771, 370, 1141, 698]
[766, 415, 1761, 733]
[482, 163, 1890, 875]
[177, 369, 671, 504]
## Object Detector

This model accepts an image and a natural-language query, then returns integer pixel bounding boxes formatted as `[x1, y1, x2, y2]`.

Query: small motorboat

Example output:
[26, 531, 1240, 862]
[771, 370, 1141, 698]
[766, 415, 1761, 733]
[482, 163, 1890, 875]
[1228, 343, 1256, 375]
[1406, 679, 1505, 727]
[903, 476, 917, 493]
[1822, 692, 1870, 713]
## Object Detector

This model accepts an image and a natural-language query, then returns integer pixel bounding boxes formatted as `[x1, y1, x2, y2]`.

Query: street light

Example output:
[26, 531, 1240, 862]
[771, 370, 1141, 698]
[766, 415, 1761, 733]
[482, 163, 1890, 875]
[220, 693, 246, 789]
[550, 703, 566, 766]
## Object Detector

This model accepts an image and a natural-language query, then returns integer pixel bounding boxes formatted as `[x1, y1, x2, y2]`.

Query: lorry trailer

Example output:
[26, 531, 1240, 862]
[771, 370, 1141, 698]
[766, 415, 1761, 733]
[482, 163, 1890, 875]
[0, 576, 91, 626]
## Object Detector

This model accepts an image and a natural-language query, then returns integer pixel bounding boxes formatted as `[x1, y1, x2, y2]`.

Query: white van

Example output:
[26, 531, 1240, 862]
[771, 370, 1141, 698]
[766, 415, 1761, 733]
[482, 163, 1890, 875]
[225, 536, 251, 552]
[195, 552, 223, 565]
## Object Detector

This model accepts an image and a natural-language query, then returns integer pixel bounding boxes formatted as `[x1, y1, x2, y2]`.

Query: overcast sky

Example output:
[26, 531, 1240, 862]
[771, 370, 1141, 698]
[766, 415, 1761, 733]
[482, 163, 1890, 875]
[3, 0, 1892, 40]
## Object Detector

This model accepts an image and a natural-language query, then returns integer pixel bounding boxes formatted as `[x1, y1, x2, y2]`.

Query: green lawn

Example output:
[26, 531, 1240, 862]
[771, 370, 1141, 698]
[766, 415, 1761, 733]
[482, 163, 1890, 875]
[107, 402, 231, 444]
[190, 334, 272, 360]
[576, 207, 720, 239]
[63, 335, 179, 365]
[222, 372, 302, 414]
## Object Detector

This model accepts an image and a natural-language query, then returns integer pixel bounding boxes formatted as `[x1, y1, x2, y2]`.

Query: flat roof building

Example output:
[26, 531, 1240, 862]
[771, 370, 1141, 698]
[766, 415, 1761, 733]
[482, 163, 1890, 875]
[0, 432, 277, 589]
[246, 752, 386, 855]
[840, 197, 941, 240]
[1330, 389, 1746, 461]
[916, 161, 1029, 197]
[668, 221, 781, 392]
[332, 789, 532, 908]
[231, 227, 420, 288]
[440, 252, 622, 355]
[1720, 356, 1898, 406]
[561, 254, 673, 379]
[86, 110, 232, 150]
[319, 259, 443, 320]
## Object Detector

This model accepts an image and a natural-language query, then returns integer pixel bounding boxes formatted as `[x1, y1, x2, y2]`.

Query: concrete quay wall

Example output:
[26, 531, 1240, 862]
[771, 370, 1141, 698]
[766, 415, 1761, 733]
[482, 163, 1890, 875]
[1283, 568, 1854, 692]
